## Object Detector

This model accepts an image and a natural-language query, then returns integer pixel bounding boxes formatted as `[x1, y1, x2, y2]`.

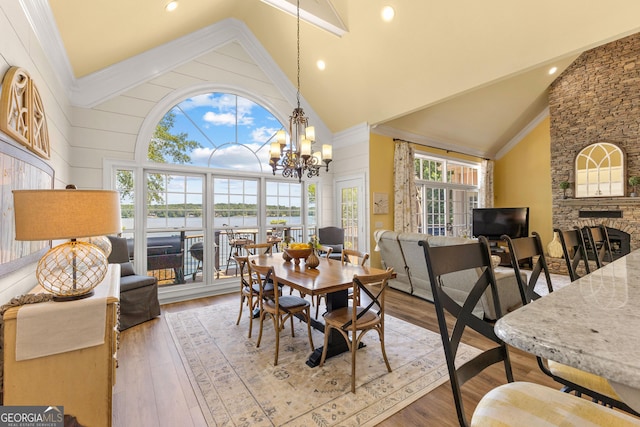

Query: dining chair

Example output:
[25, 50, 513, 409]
[317, 244, 334, 259]
[313, 248, 369, 319]
[583, 224, 614, 269]
[502, 233, 639, 416]
[419, 236, 640, 427]
[224, 225, 254, 276]
[342, 249, 370, 305]
[554, 227, 591, 281]
[244, 241, 276, 256]
[234, 254, 266, 338]
[319, 268, 394, 393]
[249, 262, 314, 366]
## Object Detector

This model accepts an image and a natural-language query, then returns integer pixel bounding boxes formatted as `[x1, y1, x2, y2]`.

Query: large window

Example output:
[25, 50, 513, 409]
[148, 92, 283, 172]
[109, 91, 322, 295]
[415, 154, 479, 237]
[266, 181, 302, 225]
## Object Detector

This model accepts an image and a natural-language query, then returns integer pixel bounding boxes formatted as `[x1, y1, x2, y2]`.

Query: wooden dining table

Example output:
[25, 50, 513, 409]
[494, 248, 640, 412]
[249, 252, 391, 367]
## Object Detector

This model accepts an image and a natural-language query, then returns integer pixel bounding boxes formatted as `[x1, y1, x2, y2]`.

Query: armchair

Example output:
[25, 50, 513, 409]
[107, 236, 161, 330]
[317, 226, 344, 260]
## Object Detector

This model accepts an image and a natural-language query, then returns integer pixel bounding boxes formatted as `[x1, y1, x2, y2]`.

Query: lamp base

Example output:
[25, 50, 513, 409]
[52, 290, 95, 302]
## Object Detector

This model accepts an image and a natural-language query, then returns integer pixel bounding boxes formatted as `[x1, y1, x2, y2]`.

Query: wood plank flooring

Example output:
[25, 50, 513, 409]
[113, 288, 559, 426]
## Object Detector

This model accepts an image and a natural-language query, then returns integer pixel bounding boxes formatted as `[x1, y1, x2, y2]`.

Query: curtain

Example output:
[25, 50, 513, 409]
[393, 141, 418, 232]
[479, 159, 494, 208]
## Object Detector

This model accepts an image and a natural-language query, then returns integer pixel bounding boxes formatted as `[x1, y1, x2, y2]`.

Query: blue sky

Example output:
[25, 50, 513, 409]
[166, 93, 285, 172]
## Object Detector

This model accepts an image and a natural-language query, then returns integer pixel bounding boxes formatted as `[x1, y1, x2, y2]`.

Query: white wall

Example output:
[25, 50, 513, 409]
[0, 5, 364, 304]
[0, 1, 74, 303]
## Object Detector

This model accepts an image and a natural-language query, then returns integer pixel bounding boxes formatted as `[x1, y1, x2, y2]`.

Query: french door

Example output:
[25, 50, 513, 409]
[335, 176, 366, 253]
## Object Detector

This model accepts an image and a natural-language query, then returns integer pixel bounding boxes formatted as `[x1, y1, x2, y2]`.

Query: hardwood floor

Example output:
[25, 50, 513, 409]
[113, 288, 558, 426]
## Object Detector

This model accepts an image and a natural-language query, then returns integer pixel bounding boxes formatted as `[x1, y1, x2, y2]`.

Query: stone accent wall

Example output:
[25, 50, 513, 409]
[548, 32, 640, 251]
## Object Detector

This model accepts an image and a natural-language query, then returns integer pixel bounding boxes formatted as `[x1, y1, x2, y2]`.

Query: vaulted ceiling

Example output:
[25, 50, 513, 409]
[43, 0, 640, 158]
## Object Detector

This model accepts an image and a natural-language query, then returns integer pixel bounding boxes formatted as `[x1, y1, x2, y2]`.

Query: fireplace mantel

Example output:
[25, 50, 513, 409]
[559, 198, 640, 207]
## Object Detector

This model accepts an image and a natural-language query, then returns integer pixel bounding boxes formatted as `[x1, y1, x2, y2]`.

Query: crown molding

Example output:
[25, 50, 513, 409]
[372, 124, 489, 159]
[19, 0, 75, 92]
[18, 2, 332, 139]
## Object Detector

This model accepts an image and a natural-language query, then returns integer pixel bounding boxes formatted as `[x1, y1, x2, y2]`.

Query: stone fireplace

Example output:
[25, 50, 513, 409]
[548, 32, 640, 258]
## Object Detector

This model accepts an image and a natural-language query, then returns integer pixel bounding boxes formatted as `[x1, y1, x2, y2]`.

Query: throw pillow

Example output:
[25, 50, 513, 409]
[120, 262, 135, 277]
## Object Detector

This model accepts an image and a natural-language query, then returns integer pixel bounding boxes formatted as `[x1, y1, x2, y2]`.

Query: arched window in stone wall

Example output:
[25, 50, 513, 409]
[575, 142, 624, 197]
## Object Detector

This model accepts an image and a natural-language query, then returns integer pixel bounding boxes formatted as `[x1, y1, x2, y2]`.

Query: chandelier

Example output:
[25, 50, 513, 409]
[269, 0, 332, 182]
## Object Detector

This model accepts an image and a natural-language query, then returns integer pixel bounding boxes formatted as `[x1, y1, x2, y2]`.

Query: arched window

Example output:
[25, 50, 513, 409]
[575, 142, 624, 197]
[148, 92, 284, 172]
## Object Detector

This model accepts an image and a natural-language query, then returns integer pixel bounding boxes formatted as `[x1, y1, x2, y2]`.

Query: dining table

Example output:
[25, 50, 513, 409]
[494, 248, 640, 412]
[249, 252, 391, 367]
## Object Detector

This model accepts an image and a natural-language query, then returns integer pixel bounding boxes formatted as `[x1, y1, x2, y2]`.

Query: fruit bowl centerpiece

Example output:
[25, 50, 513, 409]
[283, 244, 312, 265]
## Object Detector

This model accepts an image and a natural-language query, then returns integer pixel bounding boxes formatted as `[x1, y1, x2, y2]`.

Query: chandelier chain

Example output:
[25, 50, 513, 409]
[296, 0, 301, 109]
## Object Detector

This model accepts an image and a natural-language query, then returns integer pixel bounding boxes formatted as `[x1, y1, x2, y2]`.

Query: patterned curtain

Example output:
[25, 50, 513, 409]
[393, 141, 418, 232]
[479, 159, 494, 208]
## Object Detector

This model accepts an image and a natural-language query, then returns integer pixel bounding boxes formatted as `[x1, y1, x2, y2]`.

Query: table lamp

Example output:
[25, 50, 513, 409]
[13, 188, 121, 301]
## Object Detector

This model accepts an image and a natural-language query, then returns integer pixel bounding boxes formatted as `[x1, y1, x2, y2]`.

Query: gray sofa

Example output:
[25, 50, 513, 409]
[374, 230, 523, 320]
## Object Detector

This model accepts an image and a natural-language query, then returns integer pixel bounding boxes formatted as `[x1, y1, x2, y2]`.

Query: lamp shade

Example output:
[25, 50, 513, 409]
[13, 189, 121, 241]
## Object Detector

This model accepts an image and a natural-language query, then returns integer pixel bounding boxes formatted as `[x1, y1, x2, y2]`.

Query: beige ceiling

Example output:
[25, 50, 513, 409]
[47, 0, 640, 158]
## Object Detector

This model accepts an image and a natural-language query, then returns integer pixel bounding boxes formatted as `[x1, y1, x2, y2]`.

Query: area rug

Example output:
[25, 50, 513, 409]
[166, 301, 480, 427]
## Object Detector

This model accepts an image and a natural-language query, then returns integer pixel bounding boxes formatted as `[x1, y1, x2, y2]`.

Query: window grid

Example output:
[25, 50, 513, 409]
[415, 154, 480, 237]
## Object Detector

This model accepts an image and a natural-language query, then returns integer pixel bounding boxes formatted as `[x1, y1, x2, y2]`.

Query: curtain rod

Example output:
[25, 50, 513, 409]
[393, 138, 490, 161]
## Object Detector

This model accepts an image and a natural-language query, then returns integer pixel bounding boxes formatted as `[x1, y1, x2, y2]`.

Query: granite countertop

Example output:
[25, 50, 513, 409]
[495, 249, 640, 390]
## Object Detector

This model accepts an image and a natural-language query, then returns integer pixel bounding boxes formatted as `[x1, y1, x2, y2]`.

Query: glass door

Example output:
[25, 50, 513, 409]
[336, 177, 365, 252]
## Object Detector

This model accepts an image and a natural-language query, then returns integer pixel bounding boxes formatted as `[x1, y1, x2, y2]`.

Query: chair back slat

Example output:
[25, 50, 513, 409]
[341, 249, 369, 266]
[502, 232, 553, 303]
[420, 236, 513, 427]
[244, 242, 275, 256]
[555, 228, 591, 281]
[584, 225, 613, 269]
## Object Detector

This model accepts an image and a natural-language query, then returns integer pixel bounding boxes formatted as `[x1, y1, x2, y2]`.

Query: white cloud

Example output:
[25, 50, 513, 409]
[251, 126, 279, 143]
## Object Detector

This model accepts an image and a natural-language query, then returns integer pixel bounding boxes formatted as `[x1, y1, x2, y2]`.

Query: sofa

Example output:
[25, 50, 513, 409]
[374, 230, 523, 320]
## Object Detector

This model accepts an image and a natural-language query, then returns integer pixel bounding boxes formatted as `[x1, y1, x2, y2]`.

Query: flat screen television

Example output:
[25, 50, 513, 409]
[472, 207, 529, 240]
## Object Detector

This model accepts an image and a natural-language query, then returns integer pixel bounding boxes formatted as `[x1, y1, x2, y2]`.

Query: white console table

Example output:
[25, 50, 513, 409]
[3, 265, 120, 426]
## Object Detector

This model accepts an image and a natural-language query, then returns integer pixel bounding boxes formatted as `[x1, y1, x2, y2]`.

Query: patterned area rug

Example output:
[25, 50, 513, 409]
[166, 301, 480, 427]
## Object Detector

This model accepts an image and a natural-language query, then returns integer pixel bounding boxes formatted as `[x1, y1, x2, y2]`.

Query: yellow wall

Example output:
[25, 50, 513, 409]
[369, 133, 395, 268]
[369, 118, 553, 267]
[368, 134, 483, 268]
[494, 117, 553, 247]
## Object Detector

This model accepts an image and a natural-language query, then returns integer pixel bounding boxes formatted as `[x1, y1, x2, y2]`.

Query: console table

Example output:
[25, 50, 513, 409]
[3, 265, 120, 426]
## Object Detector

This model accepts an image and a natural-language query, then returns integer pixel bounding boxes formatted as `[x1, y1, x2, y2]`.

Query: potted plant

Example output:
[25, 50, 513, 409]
[629, 176, 640, 197]
[559, 181, 570, 199]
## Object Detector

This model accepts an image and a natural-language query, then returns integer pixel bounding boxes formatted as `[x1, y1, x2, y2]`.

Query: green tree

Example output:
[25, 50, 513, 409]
[117, 110, 202, 204]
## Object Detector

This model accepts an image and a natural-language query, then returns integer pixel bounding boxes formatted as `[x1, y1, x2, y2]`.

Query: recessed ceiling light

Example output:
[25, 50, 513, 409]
[382, 6, 395, 22]
[317, 60, 326, 71]
[165, 1, 179, 12]
[548, 66, 558, 75]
